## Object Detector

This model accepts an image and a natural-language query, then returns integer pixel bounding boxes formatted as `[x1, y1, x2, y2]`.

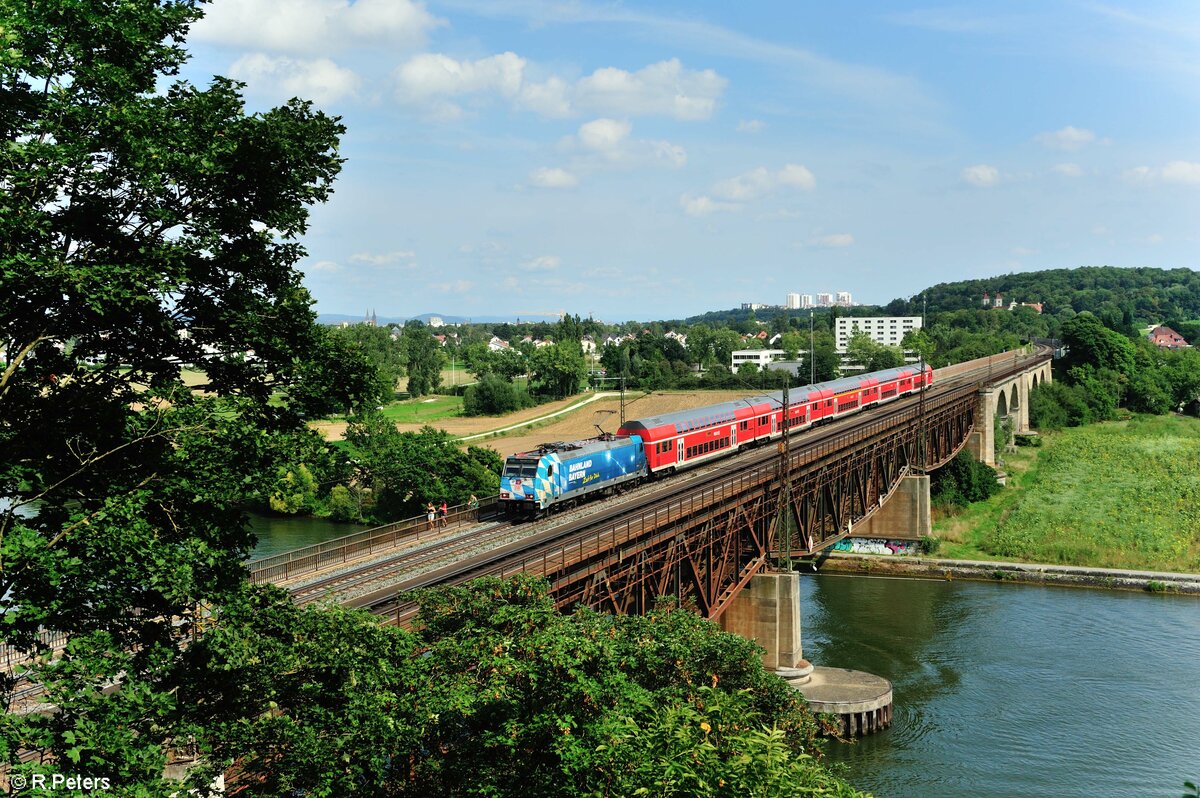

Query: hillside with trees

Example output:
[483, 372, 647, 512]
[892, 266, 1200, 327]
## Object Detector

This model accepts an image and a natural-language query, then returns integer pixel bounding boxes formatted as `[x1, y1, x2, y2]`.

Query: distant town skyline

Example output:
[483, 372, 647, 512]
[182, 1, 1199, 319]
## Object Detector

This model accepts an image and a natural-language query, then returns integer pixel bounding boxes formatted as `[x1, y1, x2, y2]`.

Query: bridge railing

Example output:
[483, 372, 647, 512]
[247, 496, 498, 585]
[0, 628, 71, 669]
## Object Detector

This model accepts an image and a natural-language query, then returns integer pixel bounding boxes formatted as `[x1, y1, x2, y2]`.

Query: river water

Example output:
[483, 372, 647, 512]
[802, 573, 1200, 798]
[245, 514, 1199, 796]
[247, 513, 366, 560]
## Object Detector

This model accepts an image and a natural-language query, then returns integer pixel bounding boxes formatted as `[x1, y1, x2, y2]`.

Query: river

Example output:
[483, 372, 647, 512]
[245, 513, 1200, 795]
[248, 512, 367, 560]
[802, 573, 1200, 798]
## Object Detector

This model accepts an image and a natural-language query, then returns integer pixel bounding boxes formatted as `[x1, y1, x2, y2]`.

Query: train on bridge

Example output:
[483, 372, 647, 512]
[499, 363, 933, 518]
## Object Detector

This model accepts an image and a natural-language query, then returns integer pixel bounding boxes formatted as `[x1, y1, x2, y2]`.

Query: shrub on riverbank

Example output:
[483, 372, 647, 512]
[931, 451, 1001, 512]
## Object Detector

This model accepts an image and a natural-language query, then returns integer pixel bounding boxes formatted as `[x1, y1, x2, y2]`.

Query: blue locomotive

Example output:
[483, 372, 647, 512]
[499, 434, 647, 518]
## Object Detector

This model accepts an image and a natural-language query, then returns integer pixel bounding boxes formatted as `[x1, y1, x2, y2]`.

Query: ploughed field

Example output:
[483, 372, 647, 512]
[474, 390, 756, 458]
[311, 390, 757, 458]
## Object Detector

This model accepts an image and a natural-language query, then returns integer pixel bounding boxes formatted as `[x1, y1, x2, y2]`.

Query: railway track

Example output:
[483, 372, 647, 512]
[342, 348, 1049, 623]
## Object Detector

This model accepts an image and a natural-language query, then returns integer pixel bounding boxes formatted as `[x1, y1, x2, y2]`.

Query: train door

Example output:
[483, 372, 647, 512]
[771, 415, 777, 434]
[677, 439, 684, 464]
[731, 425, 737, 446]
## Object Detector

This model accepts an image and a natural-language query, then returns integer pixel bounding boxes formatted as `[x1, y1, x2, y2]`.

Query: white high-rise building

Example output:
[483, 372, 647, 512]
[836, 291, 853, 307]
[800, 294, 814, 309]
[835, 316, 923, 363]
[786, 293, 801, 309]
[816, 293, 833, 307]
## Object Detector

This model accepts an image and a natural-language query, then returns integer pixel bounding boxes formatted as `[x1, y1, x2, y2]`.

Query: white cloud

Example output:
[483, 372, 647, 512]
[808, 233, 855, 248]
[1125, 161, 1200, 184]
[578, 118, 632, 151]
[1146, 233, 1165, 245]
[516, 77, 572, 117]
[680, 194, 739, 217]
[574, 59, 727, 120]
[394, 52, 525, 111]
[962, 164, 1000, 187]
[529, 167, 579, 188]
[711, 164, 816, 202]
[650, 140, 687, 168]
[194, 0, 441, 55]
[523, 255, 562, 271]
[351, 251, 416, 266]
[1035, 126, 1097, 151]
[1052, 163, 1084, 177]
[713, 167, 774, 201]
[564, 119, 686, 170]
[229, 54, 361, 104]
[1161, 161, 1200, 184]
[306, 259, 341, 272]
[737, 119, 765, 133]
[392, 54, 726, 120]
[777, 164, 817, 190]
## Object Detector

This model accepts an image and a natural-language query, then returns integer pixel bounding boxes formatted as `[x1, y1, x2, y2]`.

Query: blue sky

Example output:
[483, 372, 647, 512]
[182, 1, 1200, 321]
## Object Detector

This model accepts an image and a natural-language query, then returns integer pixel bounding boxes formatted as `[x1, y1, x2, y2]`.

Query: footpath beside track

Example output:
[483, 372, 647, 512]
[817, 552, 1200, 594]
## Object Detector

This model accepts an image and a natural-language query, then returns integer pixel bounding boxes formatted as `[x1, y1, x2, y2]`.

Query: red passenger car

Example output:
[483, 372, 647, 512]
[618, 364, 932, 474]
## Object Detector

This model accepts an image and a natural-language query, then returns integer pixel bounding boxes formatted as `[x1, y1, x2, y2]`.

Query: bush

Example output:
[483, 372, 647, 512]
[932, 451, 1000, 510]
[462, 374, 532, 416]
[1030, 381, 1097, 430]
[268, 463, 320, 515]
[328, 484, 368, 522]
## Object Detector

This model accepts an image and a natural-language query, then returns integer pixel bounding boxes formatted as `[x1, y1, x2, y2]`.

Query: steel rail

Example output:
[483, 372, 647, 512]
[354, 348, 1049, 623]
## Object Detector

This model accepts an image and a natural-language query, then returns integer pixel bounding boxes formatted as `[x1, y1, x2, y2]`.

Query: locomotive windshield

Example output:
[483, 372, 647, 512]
[503, 459, 539, 477]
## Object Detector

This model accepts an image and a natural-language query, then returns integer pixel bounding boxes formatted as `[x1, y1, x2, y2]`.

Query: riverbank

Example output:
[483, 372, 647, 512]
[935, 413, 1200, 573]
[816, 551, 1200, 594]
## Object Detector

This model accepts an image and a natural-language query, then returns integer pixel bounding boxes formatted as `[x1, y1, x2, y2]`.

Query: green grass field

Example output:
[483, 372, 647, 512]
[378, 394, 464, 424]
[936, 414, 1200, 573]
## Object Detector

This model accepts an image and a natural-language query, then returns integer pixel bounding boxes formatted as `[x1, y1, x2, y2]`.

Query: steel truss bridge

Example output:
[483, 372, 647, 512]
[316, 349, 1050, 627]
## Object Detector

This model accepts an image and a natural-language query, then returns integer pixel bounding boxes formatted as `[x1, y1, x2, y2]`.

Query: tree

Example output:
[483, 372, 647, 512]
[1060, 313, 1136, 379]
[0, 1, 375, 786]
[188, 577, 865, 797]
[846, 331, 904, 372]
[403, 320, 444, 397]
[530, 340, 587, 399]
[780, 331, 805, 360]
[902, 328, 936, 364]
[463, 373, 531, 416]
[330, 323, 406, 405]
[344, 416, 501, 520]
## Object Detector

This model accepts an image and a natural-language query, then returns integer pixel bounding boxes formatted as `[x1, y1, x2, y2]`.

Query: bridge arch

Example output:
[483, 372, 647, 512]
[997, 389, 1008, 417]
[1032, 372, 1039, 390]
[1010, 384, 1019, 411]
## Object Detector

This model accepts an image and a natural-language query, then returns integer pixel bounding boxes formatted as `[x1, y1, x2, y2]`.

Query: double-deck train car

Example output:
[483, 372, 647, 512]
[497, 363, 931, 516]
[499, 434, 647, 518]
[616, 364, 931, 474]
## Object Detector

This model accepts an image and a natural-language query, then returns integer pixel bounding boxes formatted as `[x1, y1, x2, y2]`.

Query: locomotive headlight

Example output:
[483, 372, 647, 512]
[500, 491, 510, 498]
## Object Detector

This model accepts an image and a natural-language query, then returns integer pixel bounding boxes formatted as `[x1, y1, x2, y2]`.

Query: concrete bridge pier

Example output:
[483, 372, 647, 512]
[720, 570, 892, 737]
[855, 474, 931, 538]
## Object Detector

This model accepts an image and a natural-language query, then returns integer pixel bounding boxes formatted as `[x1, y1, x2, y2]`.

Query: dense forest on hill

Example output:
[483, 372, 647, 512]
[889, 266, 1200, 324]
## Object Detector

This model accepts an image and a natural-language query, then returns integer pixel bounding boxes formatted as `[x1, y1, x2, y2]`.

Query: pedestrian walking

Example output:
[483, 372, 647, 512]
[426, 502, 436, 531]
[468, 493, 479, 520]
[439, 500, 449, 528]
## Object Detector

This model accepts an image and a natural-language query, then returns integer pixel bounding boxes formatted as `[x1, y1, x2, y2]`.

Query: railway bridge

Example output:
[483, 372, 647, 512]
[253, 349, 1051, 640]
